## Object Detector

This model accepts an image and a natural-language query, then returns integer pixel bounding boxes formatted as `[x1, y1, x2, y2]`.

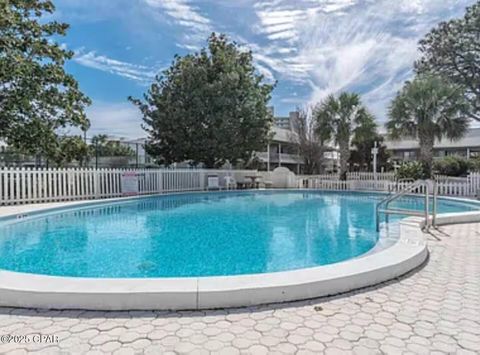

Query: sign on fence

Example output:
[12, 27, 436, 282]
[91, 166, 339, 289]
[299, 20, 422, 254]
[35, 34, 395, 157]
[121, 172, 139, 196]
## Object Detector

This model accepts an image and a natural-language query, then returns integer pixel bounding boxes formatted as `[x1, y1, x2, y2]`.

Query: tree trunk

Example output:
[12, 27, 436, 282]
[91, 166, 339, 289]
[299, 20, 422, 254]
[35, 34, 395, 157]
[318, 146, 326, 174]
[339, 142, 350, 180]
[418, 133, 434, 178]
[304, 158, 314, 175]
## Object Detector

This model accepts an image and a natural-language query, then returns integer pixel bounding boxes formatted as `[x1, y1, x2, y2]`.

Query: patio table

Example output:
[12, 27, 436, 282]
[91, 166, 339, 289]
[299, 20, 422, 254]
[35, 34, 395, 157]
[245, 175, 260, 189]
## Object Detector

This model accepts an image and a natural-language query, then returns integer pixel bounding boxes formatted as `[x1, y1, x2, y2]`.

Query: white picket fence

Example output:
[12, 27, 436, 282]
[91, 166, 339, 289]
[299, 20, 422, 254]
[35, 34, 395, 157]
[299, 172, 480, 197]
[0, 168, 256, 206]
[299, 179, 401, 192]
[299, 172, 396, 181]
[1, 167, 479, 206]
[348, 172, 396, 181]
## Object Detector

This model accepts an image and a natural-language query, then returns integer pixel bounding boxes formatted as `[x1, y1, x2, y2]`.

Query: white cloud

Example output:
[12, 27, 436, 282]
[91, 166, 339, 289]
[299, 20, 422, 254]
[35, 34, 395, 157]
[74, 50, 158, 83]
[143, 0, 212, 45]
[254, 8, 305, 42]
[303, 12, 419, 105]
[145, 0, 210, 27]
[256, 63, 276, 83]
[58, 0, 477, 131]
[85, 102, 145, 139]
[250, 0, 475, 122]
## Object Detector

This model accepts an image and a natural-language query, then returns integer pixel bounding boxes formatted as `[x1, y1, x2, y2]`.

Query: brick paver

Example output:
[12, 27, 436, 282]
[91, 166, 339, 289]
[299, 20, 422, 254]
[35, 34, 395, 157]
[0, 223, 479, 354]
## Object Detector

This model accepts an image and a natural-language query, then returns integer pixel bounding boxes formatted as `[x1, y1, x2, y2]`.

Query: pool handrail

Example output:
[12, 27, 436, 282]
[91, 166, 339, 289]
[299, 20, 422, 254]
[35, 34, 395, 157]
[376, 179, 437, 232]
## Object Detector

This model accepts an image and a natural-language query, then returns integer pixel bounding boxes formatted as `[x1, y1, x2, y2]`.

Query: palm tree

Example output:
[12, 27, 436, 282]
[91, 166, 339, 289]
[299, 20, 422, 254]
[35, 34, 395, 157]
[387, 75, 469, 177]
[350, 120, 389, 172]
[314, 92, 373, 179]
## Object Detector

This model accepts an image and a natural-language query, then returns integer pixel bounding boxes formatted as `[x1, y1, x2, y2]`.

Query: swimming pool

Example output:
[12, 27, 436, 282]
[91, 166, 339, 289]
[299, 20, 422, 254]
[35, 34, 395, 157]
[0, 190, 478, 278]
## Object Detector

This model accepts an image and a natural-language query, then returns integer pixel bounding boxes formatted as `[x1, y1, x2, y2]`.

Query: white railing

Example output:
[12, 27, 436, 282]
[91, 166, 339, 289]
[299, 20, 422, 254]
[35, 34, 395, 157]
[299, 173, 480, 197]
[468, 172, 480, 196]
[298, 172, 396, 181]
[299, 178, 350, 190]
[0, 168, 256, 206]
[435, 174, 468, 182]
[351, 180, 391, 191]
[347, 172, 396, 181]
[297, 174, 340, 181]
[2, 167, 479, 206]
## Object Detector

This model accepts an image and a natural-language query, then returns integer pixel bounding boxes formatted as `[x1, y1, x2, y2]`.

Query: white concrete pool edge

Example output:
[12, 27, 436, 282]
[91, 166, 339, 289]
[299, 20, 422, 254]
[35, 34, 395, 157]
[0, 191, 479, 311]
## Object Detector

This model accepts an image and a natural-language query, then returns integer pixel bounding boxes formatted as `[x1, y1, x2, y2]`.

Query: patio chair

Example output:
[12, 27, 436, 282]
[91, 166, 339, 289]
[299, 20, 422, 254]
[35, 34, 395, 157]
[224, 175, 237, 190]
[235, 176, 251, 189]
[258, 172, 273, 189]
[261, 179, 273, 189]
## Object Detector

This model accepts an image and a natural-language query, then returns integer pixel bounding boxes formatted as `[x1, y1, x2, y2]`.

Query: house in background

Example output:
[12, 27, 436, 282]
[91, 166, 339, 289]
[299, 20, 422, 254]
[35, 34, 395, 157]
[255, 126, 304, 173]
[385, 127, 480, 163]
[255, 109, 339, 174]
[272, 111, 299, 130]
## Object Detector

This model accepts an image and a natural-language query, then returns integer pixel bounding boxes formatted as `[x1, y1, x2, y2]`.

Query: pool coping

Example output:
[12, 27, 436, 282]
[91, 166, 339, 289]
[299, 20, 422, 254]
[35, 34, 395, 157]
[0, 190, 479, 310]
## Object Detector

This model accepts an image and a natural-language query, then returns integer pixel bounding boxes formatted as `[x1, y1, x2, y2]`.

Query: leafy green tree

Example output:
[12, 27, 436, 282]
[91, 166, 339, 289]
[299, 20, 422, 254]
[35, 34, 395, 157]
[130, 33, 274, 168]
[0, 145, 27, 165]
[0, 0, 91, 155]
[90, 135, 135, 157]
[387, 75, 469, 177]
[396, 161, 425, 181]
[416, 2, 480, 121]
[50, 136, 90, 167]
[433, 156, 472, 177]
[471, 156, 480, 172]
[314, 92, 373, 179]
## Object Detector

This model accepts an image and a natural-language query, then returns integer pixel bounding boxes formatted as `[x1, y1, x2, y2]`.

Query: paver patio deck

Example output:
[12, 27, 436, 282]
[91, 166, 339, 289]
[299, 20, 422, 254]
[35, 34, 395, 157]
[0, 222, 479, 354]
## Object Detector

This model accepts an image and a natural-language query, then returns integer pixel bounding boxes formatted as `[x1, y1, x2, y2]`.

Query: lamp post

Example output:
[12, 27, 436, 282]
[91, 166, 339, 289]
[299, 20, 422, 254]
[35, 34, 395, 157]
[372, 141, 378, 181]
[267, 144, 270, 172]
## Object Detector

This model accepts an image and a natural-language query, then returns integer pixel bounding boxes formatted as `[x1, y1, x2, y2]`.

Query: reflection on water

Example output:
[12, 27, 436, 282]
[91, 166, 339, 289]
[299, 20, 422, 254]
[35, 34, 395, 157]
[0, 191, 477, 278]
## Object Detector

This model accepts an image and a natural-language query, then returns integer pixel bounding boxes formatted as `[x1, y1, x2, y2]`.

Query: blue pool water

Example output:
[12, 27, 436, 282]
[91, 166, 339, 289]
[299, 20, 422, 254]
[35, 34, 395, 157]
[0, 191, 478, 278]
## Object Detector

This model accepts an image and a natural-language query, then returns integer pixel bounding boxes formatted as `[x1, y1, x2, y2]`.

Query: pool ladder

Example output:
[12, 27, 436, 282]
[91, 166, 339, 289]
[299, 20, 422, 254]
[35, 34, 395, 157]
[376, 179, 437, 232]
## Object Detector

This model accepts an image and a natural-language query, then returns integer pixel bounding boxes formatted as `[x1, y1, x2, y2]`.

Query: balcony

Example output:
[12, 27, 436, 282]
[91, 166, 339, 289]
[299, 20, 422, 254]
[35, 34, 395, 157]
[255, 152, 303, 164]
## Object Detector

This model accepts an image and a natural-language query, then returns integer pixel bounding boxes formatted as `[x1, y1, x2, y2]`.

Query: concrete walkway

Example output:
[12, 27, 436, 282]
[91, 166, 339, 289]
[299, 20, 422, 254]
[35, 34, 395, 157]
[0, 223, 479, 354]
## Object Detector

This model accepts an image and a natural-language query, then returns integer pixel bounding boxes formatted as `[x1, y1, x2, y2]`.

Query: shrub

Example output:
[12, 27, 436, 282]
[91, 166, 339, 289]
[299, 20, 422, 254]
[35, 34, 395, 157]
[433, 156, 472, 176]
[396, 161, 425, 180]
[470, 156, 480, 172]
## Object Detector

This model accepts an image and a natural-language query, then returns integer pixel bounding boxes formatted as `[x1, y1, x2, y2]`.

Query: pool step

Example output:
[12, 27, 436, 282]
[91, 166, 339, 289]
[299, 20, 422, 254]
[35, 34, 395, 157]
[376, 208, 425, 217]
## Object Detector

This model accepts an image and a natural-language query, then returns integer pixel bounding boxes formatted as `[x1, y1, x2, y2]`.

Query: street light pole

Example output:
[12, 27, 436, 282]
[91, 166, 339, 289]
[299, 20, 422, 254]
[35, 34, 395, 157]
[267, 144, 270, 172]
[372, 141, 378, 181]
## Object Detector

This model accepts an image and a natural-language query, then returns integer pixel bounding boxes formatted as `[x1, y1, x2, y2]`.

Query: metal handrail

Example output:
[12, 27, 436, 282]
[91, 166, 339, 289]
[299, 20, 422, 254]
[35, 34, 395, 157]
[432, 179, 438, 226]
[379, 180, 426, 208]
[376, 179, 437, 232]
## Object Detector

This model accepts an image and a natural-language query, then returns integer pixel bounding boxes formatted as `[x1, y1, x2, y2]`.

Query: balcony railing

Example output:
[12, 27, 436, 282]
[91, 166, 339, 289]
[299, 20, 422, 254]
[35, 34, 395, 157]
[256, 152, 303, 164]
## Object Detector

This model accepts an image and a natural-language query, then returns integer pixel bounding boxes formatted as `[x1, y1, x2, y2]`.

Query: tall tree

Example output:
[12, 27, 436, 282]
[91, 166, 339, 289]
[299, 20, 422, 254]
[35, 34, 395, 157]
[349, 118, 389, 172]
[290, 107, 331, 174]
[51, 136, 90, 167]
[130, 33, 274, 168]
[387, 75, 469, 177]
[0, 0, 91, 156]
[314, 92, 373, 180]
[415, 1, 480, 121]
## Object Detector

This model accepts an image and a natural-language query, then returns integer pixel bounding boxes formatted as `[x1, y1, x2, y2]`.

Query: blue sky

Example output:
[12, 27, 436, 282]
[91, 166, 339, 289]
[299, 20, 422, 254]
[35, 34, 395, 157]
[53, 0, 475, 138]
